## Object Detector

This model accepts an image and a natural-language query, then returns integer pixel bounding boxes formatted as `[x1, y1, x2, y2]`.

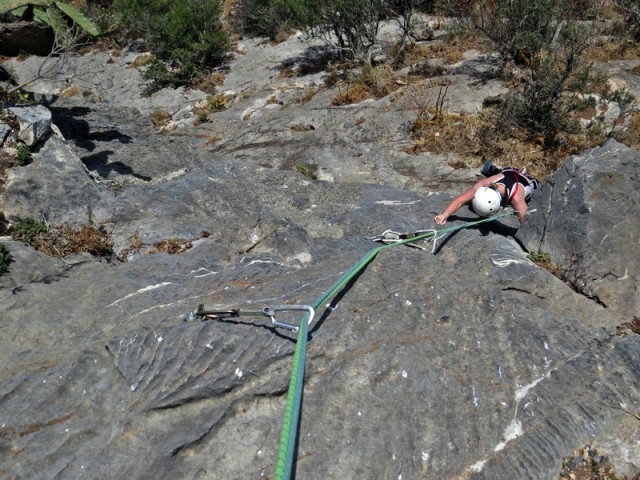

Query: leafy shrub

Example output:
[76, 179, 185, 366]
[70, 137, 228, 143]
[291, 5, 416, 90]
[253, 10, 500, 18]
[528, 251, 551, 263]
[615, 0, 640, 41]
[477, 1, 604, 146]
[0, 243, 11, 275]
[473, 0, 601, 59]
[113, 0, 229, 90]
[236, 0, 311, 39]
[9, 218, 48, 249]
[16, 143, 32, 166]
[295, 162, 318, 179]
[306, 0, 389, 64]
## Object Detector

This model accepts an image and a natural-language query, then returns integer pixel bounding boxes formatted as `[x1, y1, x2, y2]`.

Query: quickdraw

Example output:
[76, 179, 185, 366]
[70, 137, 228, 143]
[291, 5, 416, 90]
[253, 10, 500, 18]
[367, 228, 444, 253]
[185, 304, 315, 333]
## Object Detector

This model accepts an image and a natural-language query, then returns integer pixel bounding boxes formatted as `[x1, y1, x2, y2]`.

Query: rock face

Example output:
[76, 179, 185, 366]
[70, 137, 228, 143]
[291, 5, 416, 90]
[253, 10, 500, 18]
[517, 140, 640, 321]
[1, 24, 639, 480]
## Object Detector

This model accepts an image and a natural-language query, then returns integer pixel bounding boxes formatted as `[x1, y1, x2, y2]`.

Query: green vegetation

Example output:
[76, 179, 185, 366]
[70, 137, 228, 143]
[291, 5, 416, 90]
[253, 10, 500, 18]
[236, 0, 435, 63]
[0, 0, 100, 37]
[8, 218, 113, 258]
[3, 0, 640, 198]
[528, 251, 551, 263]
[295, 162, 318, 180]
[0, 242, 11, 275]
[15, 143, 32, 165]
[112, 0, 229, 90]
[307, 0, 389, 64]
[9, 218, 48, 249]
[473, 0, 603, 146]
[237, 0, 312, 40]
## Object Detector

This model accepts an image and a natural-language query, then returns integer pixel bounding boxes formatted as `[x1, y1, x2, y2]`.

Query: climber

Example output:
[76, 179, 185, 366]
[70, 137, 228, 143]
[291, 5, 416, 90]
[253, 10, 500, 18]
[434, 161, 538, 225]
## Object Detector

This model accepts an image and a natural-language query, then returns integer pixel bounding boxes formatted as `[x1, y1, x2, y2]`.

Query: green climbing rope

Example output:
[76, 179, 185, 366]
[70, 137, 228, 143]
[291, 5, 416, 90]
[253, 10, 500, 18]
[274, 209, 516, 480]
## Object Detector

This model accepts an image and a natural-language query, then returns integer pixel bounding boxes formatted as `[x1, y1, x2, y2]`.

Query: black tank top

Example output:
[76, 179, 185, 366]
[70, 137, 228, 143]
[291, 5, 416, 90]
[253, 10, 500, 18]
[495, 171, 524, 206]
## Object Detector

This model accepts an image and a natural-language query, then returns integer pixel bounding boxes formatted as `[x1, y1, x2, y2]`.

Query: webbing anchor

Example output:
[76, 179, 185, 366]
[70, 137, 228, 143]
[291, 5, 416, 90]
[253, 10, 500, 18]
[184, 304, 314, 333]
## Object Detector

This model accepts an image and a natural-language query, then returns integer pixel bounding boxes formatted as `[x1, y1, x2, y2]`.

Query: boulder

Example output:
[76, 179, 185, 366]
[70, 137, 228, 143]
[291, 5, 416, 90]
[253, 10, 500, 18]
[0, 21, 54, 56]
[517, 139, 640, 320]
[8, 104, 52, 146]
[0, 130, 114, 227]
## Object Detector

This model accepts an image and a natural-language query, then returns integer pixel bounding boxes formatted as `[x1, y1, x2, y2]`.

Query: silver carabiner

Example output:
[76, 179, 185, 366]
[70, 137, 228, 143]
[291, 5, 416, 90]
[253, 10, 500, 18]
[263, 305, 315, 333]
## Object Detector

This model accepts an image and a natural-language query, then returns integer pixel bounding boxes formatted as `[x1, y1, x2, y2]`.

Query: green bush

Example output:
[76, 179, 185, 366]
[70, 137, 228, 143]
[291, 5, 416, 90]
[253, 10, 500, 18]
[236, 0, 390, 63]
[113, 0, 229, 89]
[478, 0, 603, 145]
[0, 243, 11, 275]
[295, 162, 318, 179]
[528, 251, 551, 263]
[16, 143, 32, 166]
[236, 0, 435, 43]
[9, 218, 48, 249]
[237, 0, 311, 39]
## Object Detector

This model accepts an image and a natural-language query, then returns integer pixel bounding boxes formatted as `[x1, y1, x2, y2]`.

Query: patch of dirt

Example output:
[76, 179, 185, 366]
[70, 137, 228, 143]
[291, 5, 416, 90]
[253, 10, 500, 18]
[560, 445, 640, 480]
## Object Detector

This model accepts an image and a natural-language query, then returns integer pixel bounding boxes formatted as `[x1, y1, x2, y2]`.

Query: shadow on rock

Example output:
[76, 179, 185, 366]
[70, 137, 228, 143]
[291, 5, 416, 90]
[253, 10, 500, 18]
[82, 150, 152, 182]
[48, 105, 133, 152]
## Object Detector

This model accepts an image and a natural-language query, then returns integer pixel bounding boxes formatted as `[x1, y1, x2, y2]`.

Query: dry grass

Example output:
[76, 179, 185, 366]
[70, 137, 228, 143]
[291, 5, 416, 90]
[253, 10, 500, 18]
[404, 107, 611, 180]
[584, 37, 640, 62]
[149, 238, 193, 254]
[395, 25, 631, 181]
[149, 109, 172, 127]
[332, 65, 400, 105]
[204, 135, 223, 145]
[332, 83, 374, 106]
[129, 53, 155, 68]
[399, 32, 493, 70]
[611, 111, 640, 150]
[406, 113, 484, 158]
[192, 71, 226, 95]
[194, 94, 232, 125]
[59, 85, 81, 98]
[26, 223, 114, 259]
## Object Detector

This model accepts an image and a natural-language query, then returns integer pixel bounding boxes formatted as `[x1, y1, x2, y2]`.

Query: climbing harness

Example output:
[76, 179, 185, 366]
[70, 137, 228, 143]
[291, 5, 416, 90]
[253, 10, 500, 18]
[185, 208, 518, 480]
[185, 304, 315, 332]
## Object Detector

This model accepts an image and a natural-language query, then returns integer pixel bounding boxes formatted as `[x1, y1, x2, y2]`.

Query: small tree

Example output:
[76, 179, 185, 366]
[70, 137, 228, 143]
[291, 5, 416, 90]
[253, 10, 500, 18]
[236, 0, 311, 40]
[386, 0, 436, 64]
[477, 0, 603, 145]
[613, 0, 640, 41]
[113, 0, 229, 90]
[305, 0, 389, 65]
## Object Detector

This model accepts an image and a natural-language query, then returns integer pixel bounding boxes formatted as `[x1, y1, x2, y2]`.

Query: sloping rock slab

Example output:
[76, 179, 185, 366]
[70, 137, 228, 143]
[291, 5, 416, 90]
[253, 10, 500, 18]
[1, 200, 639, 479]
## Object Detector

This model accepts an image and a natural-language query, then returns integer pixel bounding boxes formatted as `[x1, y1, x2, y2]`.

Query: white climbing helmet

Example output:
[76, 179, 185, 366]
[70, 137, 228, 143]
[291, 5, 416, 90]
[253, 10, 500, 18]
[472, 187, 501, 217]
